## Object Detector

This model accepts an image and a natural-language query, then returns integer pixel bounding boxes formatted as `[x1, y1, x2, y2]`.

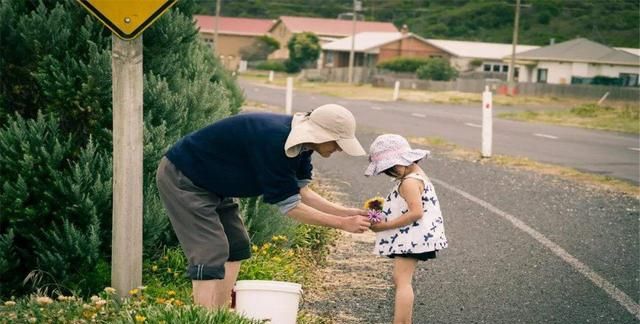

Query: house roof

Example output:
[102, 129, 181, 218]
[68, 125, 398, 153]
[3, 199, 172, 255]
[322, 32, 407, 53]
[272, 16, 398, 37]
[514, 38, 640, 66]
[614, 47, 640, 57]
[425, 39, 539, 60]
[322, 34, 539, 60]
[194, 15, 275, 36]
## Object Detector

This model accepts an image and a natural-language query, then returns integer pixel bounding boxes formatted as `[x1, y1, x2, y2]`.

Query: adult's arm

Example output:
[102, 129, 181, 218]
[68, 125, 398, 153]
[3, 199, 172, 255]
[299, 186, 367, 217]
[286, 202, 370, 233]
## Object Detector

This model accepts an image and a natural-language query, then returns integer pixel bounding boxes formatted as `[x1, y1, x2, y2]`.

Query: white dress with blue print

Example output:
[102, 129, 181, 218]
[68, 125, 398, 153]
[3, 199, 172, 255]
[373, 173, 448, 256]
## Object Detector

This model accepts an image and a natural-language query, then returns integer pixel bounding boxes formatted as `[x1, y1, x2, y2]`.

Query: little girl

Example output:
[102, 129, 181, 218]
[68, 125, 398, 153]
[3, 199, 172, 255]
[364, 134, 448, 324]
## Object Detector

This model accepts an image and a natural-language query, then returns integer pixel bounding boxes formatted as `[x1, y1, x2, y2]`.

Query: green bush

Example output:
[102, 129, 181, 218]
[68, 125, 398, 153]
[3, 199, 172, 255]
[240, 197, 298, 245]
[0, 0, 242, 298]
[287, 32, 320, 70]
[377, 57, 431, 72]
[254, 60, 287, 72]
[0, 290, 261, 324]
[416, 58, 459, 81]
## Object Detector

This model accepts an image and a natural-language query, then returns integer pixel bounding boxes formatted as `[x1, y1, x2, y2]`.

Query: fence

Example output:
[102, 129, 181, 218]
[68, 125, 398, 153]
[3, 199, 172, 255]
[371, 74, 640, 101]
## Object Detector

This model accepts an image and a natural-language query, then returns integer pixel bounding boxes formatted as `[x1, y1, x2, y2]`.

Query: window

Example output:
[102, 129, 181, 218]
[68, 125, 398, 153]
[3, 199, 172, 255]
[502, 65, 509, 73]
[326, 52, 334, 66]
[537, 68, 548, 83]
[492, 65, 500, 72]
[514, 67, 519, 78]
[620, 73, 639, 87]
[483, 64, 491, 72]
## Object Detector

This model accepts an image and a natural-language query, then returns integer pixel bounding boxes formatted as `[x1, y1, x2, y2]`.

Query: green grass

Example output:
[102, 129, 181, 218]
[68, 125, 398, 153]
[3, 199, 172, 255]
[499, 103, 640, 134]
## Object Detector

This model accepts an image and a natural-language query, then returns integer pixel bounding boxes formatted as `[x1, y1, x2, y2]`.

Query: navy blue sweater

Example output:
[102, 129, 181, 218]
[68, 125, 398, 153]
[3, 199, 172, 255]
[166, 113, 313, 204]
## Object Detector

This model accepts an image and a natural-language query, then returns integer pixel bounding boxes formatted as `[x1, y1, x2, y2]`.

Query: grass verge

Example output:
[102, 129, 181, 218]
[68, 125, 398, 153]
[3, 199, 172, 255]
[408, 136, 639, 197]
[499, 103, 640, 134]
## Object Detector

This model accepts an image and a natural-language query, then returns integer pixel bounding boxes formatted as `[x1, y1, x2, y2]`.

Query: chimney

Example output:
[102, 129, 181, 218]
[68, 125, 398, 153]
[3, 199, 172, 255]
[549, 38, 555, 45]
[401, 24, 409, 34]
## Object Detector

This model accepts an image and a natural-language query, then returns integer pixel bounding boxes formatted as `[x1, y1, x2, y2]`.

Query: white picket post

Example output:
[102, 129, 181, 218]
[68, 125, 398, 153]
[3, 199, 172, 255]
[268, 70, 274, 83]
[285, 77, 293, 115]
[393, 80, 400, 101]
[482, 85, 493, 158]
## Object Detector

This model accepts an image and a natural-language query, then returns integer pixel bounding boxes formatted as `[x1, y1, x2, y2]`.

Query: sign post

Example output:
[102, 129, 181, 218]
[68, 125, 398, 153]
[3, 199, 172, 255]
[77, 0, 176, 297]
[482, 86, 493, 158]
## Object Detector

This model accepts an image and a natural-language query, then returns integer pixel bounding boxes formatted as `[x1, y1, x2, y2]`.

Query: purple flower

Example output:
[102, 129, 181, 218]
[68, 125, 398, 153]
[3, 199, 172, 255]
[368, 209, 383, 224]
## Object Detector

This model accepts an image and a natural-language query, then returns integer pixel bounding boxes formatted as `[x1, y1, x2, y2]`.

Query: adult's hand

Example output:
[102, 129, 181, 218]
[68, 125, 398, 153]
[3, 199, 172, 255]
[340, 215, 371, 233]
[346, 207, 368, 216]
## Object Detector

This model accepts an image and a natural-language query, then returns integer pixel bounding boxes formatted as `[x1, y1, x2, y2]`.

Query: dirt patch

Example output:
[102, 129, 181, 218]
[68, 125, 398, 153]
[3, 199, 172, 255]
[302, 231, 394, 324]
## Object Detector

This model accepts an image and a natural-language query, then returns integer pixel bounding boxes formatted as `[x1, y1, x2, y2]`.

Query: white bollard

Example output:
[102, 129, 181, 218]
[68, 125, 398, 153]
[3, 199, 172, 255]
[482, 85, 493, 158]
[285, 77, 293, 115]
[268, 70, 274, 83]
[393, 80, 400, 101]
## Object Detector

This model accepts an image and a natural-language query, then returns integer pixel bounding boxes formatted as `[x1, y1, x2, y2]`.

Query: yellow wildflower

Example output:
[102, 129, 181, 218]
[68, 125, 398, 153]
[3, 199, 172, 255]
[135, 314, 146, 322]
[3, 301, 16, 306]
[167, 268, 173, 274]
[156, 297, 166, 304]
[104, 287, 116, 294]
[167, 290, 176, 297]
[251, 245, 258, 253]
[151, 265, 158, 272]
[129, 288, 139, 296]
[35, 296, 53, 305]
[364, 196, 385, 211]
[173, 299, 184, 306]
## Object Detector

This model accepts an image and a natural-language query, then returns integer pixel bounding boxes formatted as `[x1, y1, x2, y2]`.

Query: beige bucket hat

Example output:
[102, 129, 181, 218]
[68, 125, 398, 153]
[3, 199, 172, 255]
[285, 104, 366, 157]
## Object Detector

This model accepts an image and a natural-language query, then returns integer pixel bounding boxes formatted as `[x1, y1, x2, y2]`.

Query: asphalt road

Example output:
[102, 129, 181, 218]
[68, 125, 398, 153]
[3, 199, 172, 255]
[239, 79, 640, 323]
[312, 131, 639, 323]
[239, 79, 640, 185]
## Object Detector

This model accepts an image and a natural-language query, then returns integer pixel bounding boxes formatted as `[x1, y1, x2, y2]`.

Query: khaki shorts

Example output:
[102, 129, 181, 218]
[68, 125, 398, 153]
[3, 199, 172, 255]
[155, 157, 251, 280]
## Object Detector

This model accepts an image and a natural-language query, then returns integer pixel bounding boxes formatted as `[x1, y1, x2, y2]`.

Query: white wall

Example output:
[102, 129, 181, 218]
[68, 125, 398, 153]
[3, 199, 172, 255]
[528, 61, 639, 84]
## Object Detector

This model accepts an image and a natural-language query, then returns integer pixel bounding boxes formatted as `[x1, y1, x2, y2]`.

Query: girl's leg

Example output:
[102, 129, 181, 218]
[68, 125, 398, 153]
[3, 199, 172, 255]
[393, 257, 419, 324]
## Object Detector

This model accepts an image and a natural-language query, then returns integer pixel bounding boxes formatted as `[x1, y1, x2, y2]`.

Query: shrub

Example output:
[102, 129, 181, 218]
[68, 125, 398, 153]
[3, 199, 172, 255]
[377, 57, 431, 72]
[416, 58, 459, 81]
[0, 289, 261, 324]
[254, 60, 287, 72]
[0, 0, 242, 298]
[240, 35, 280, 61]
[287, 32, 320, 70]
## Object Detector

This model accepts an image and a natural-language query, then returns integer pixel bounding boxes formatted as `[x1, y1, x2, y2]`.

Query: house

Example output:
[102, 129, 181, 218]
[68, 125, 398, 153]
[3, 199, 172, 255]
[321, 32, 539, 77]
[508, 38, 640, 86]
[425, 39, 539, 76]
[195, 15, 275, 70]
[321, 31, 450, 68]
[268, 16, 398, 61]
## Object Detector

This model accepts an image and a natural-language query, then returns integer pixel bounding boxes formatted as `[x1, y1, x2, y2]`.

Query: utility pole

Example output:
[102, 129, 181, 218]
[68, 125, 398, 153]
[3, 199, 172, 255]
[507, 0, 520, 94]
[213, 0, 221, 54]
[347, 0, 361, 84]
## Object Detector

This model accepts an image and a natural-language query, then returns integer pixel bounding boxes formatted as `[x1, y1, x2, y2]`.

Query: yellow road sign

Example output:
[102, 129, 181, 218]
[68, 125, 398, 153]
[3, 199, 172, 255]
[77, 0, 177, 40]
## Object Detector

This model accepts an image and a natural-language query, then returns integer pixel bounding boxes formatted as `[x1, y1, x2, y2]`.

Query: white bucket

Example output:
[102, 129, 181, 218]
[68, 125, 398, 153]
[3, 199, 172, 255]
[234, 280, 302, 324]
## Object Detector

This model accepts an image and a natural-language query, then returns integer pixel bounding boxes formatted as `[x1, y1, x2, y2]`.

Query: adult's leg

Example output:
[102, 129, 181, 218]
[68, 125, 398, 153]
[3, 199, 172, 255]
[156, 157, 229, 309]
[393, 257, 418, 324]
[215, 198, 252, 307]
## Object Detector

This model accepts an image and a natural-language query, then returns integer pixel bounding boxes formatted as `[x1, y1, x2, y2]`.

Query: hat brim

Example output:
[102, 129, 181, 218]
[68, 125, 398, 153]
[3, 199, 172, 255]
[285, 114, 365, 157]
[337, 137, 366, 156]
[364, 149, 429, 176]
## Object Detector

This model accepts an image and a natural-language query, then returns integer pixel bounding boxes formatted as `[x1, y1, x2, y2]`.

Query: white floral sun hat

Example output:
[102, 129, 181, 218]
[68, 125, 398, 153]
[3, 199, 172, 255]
[364, 134, 430, 176]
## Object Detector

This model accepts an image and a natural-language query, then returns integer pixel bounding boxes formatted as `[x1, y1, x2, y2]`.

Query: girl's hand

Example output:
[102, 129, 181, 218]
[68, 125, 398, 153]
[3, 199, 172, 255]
[370, 222, 386, 232]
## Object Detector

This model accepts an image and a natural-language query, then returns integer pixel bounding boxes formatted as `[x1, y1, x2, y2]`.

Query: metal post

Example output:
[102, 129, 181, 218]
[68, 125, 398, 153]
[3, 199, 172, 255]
[507, 0, 521, 94]
[269, 70, 274, 83]
[111, 35, 143, 296]
[347, 0, 359, 84]
[286, 77, 293, 115]
[481, 86, 493, 158]
[213, 0, 221, 54]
